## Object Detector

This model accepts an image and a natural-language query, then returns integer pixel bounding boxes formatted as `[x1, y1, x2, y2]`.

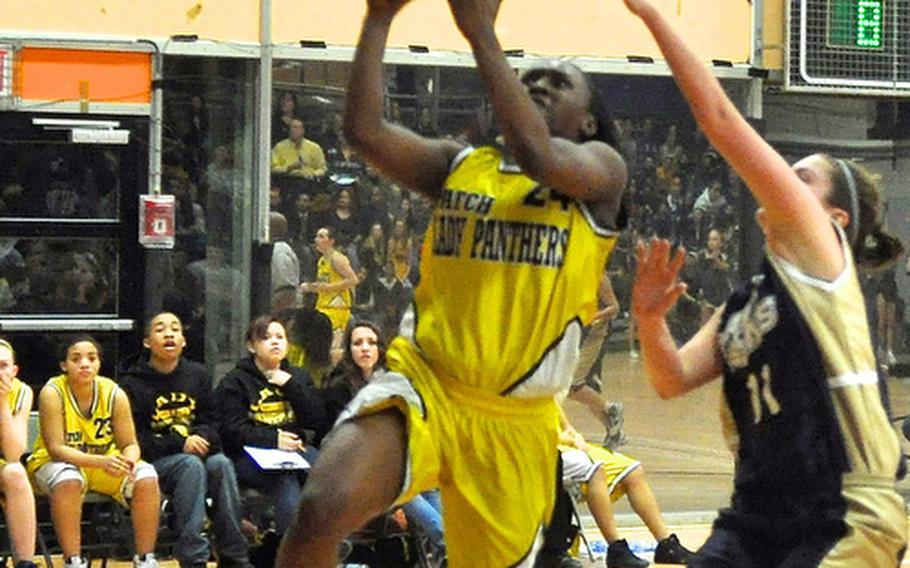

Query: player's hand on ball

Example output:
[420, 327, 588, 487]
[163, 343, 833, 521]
[447, 0, 503, 38]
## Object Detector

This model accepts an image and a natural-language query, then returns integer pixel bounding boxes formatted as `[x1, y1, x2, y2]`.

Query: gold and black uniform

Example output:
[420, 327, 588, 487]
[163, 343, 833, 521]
[338, 146, 619, 567]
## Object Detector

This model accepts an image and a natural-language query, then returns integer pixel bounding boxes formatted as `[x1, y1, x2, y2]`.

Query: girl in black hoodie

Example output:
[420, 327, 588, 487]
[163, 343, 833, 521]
[215, 315, 325, 536]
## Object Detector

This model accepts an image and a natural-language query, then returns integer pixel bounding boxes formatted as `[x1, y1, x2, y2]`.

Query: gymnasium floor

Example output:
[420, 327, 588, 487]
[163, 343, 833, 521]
[562, 348, 910, 566]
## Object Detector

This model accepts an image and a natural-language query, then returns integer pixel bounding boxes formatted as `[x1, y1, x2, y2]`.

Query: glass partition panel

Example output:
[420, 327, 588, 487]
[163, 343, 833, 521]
[0, 237, 118, 316]
[159, 56, 256, 375]
[0, 138, 124, 220]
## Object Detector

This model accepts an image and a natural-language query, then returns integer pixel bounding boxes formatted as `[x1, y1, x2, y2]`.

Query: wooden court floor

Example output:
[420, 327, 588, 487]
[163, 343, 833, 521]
[563, 348, 910, 566]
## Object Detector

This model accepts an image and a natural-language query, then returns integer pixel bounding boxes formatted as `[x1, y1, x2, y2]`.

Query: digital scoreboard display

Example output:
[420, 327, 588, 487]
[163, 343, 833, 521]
[829, 0, 885, 49]
[787, 0, 910, 94]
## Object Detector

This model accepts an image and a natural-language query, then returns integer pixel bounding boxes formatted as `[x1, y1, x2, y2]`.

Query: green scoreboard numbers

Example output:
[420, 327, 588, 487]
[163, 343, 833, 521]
[829, 0, 884, 49]
[787, 0, 910, 94]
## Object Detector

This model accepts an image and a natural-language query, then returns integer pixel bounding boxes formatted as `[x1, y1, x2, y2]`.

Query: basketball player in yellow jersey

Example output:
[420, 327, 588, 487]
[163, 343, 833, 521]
[0, 339, 38, 568]
[276, 1, 627, 566]
[27, 336, 162, 568]
[300, 226, 359, 363]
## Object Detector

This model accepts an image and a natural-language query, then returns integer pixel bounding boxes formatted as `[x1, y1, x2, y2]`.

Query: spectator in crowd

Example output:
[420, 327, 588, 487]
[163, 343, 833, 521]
[186, 243, 244, 364]
[27, 336, 161, 568]
[269, 212, 301, 312]
[120, 312, 252, 568]
[0, 177, 30, 217]
[356, 223, 388, 314]
[0, 338, 38, 568]
[558, 412, 694, 567]
[387, 217, 414, 287]
[690, 228, 734, 326]
[272, 92, 300, 145]
[323, 110, 365, 180]
[318, 188, 363, 249]
[360, 183, 392, 234]
[321, 321, 446, 563]
[167, 170, 207, 261]
[0, 239, 27, 312]
[270, 118, 327, 180]
[205, 144, 238, 198]
[58, 250, 113, 313]
[215, 316, 325, 537]
[691, 180, 727, 244]
[299, 227, 359, 362]
[184, 95, 209, 185]
[654, 175, 686, 243]
[290, 193, 318, 285]
[288, 191, 311, 243]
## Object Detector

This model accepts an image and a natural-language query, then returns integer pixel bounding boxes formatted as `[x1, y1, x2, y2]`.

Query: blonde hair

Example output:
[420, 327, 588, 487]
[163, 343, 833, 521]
[0, 338, 15, 362]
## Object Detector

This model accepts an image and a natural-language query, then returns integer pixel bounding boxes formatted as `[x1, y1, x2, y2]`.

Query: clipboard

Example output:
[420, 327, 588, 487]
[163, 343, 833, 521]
[243, 446, 310, 470]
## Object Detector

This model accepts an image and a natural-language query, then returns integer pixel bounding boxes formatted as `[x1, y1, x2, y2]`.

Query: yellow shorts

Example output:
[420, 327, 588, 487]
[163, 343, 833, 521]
[338, 338, 561, 568]
[559, 444, 640, 502]
[29, 450, 157, 506]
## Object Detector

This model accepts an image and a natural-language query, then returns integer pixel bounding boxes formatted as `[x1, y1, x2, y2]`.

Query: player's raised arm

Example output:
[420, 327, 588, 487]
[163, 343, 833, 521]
[621, 0, 841, 279]
[344, 0, 464, 199]
[446, 0, 626, 222]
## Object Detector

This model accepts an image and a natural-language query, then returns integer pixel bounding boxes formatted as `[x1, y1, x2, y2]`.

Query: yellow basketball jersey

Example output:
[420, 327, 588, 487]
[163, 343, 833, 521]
[394, 146, 617, 397]
[28, 374, 120, 471]
[7, 377, 30, 415]
[316, 252, 353, 312]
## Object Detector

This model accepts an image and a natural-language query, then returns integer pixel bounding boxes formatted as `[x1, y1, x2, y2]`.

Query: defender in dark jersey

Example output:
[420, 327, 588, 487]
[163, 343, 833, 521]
[624, 0, 907, 566]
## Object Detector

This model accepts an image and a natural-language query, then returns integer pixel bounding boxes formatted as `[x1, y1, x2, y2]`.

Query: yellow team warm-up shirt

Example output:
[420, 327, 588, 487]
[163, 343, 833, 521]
[395, 146, 618, 397]
[316, 253, 353, 314]
[6, 377, 29, 415]
[28, 374, 120, 473]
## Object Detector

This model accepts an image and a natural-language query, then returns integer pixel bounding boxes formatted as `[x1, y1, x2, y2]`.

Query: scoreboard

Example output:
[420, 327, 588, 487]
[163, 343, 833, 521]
[787, 0, 910, 95]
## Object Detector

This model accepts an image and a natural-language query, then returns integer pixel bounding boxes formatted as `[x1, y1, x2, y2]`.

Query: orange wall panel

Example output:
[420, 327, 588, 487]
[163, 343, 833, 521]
[17, 47, 151, 104]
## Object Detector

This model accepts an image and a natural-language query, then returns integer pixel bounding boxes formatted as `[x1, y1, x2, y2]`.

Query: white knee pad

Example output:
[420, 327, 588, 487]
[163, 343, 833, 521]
[123, 460, 158, 499]
[33, 461, 85, 495]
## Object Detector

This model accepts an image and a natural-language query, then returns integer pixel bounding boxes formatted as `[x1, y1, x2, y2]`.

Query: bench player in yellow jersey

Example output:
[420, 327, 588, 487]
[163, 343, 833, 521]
[27, 336, 161, 568]
[276, 0, 627, 566]
[0, 339, 38, 568]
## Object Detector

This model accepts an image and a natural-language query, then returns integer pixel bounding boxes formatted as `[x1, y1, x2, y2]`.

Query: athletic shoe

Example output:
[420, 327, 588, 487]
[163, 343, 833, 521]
[133, 553, 159, 568]
[654, 534, 695, 564]
[602, 402, 627, 450]
[628, 350, 639, 360]
[605, 539, 649, 568]
[64, 557, 88, 568]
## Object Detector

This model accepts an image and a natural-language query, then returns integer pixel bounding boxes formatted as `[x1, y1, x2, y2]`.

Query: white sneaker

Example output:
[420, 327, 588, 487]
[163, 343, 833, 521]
[133, 553, 159, 568]
[64, 557, 87, 568]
